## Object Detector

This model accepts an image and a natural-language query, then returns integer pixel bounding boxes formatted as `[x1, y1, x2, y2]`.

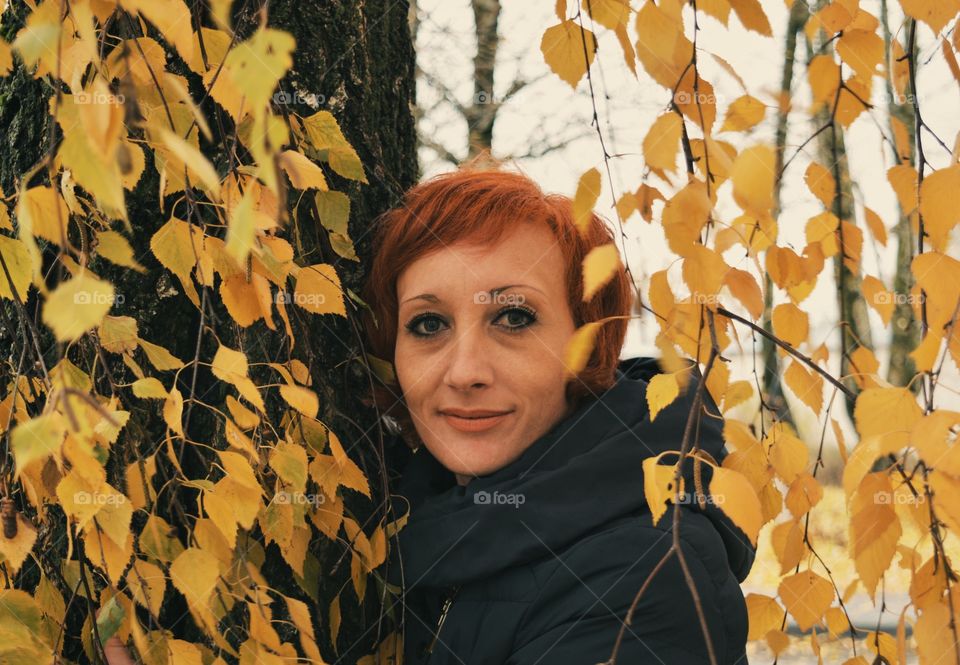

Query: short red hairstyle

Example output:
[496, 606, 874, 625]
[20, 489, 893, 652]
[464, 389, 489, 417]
[361, 160, 633, 445]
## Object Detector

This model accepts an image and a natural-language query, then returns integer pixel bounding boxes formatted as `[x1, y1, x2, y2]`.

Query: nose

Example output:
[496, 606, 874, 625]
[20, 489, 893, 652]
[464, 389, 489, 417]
[442, 322, 494, 392]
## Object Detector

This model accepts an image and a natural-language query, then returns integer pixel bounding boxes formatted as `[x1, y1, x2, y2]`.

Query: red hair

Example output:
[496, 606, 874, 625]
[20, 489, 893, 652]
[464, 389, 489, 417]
[361, 160, 633, 445]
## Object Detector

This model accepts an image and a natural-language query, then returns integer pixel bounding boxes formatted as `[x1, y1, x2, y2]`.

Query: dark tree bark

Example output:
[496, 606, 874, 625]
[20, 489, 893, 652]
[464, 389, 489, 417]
[0, 0, 416, 662]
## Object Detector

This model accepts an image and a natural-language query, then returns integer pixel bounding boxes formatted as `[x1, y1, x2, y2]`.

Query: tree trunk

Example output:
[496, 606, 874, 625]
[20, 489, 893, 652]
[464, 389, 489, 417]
[0, 0, 416, 662]
[880, 0, 920, 389]
[761, 0, 807, 431]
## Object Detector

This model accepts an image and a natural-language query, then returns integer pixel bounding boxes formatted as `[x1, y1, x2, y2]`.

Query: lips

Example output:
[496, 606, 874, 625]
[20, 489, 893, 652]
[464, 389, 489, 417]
[440, 408, 513, 433]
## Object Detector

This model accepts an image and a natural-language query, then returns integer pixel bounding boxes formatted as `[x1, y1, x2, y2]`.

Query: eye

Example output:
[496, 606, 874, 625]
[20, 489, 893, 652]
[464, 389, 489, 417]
[405, 313, 447, 338]
[494, 305, 538, 331]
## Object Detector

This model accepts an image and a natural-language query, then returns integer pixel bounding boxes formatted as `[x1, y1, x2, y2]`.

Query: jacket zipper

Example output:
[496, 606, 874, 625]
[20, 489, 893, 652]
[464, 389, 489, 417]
[422, 585, 460, 660]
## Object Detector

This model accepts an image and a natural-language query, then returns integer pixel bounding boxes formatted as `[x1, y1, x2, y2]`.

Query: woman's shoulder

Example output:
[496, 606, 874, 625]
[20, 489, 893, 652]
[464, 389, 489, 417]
[509, 507, 748, 664]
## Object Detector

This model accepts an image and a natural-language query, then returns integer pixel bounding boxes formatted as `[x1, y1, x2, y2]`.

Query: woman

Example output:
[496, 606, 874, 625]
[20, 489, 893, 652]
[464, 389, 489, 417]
[363, 165, 755, 665]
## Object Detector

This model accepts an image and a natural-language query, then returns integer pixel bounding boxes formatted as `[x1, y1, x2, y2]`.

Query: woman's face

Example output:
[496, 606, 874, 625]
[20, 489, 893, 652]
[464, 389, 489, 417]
[394, 222, 578, 485]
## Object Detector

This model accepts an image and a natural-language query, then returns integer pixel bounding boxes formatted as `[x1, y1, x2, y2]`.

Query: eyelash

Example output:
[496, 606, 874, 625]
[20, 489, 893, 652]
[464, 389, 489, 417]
[404, 305, 538, 338]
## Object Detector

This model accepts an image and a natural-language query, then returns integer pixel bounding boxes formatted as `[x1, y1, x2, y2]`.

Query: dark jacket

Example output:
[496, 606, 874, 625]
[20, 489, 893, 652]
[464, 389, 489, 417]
[386, 356, 755, 665]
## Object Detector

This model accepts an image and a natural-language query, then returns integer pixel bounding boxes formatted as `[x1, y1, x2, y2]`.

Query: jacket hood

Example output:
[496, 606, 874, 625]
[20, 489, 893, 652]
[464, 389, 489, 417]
[386, 356, 756, 591]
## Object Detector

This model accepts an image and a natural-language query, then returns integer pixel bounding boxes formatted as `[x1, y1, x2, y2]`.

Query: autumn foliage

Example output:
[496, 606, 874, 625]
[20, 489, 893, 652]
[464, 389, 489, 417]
[0, 0, 959, 664]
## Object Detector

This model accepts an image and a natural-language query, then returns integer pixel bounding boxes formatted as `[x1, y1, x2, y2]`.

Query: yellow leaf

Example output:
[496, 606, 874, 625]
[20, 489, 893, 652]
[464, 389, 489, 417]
[278, 150, 329, 191]
[294, 264, 347, 316]
[766, 423, 808, 483]
[746, 593, 783, 641]
[0, 40, 12, 76]
[139, 338, 186, 371]
[17, 185, 69, 246]
[864, 206, 888, 247]
[887, 164, 918, 214]
[682, 244, 729, 302]
[158, 127, 222, 200]
[96, 230, 146, 272]
[43, 271, 116, 341]
[837, 29, 884, 82]
[771, 302, 809, 347]
[785, 473, 823, 518]
[124, 558, 166, 618]
[163, 388, 184, 436]
[849, 473, 901, 597]
[642, 452, 679, 525]
[720, 94, 766, 132]
[0, 513, 38, 576]
[572, 167, 601, 233]
[731, 145, 775, 216]
[646, 372, 680, 422]
[634, 0, 692, 89]
[0, 235, 33, 301]
[301, 111, 367, 183]
[778, 570, 834, 632]
[804, 162, 836, 207]
[710, 466, 762, 545]
[212, 344, 249, 382]
[728, 0, 771, 36]
[169, 547, 220, 616]
[269, 441, 309, 491]
[861, 275, 894, 325]
[98, 315, 139, 354]
[584, 0, 629, 29]
[662, 180, 712, 257]
[900, 0, 960, 34]
[224, 27, 296, 109]
[220, 274, 266, 327]
[674, 69, 716, 133]
[132, 377, 168, 399]
[90, 484, 133, 547]
[541, 20, 597, 89]
[150, 217, 201, 306]
[919, 164, 960, 252]
[808, 55, 840, 111]
[562, 321, 603, 378]
[279, 384, 319, 418]
[724, 268, 763, 320]
[225, 187, 257, 265]
[581, 243, 621, 302]
[643, 113, 682, 172]
[784, 358, 824, 415]
[120, 0, 195, 65]
[853, 387, 922, 447]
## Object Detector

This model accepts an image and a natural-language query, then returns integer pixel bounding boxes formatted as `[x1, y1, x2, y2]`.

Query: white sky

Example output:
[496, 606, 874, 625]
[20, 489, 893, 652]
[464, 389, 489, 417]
[414, 0, 960, 436]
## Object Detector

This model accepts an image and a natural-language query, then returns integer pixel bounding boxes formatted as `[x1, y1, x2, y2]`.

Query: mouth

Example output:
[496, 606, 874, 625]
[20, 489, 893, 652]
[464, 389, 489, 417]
[439, 409, 514, 433]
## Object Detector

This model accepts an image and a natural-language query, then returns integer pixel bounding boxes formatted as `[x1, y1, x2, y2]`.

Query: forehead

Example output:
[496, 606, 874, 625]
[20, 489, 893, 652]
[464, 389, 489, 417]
[397, 222, 564, 297]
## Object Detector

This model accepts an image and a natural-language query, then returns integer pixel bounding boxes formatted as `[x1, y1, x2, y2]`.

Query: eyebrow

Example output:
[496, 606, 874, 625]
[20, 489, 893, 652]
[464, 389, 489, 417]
[399, 283, 545, 306]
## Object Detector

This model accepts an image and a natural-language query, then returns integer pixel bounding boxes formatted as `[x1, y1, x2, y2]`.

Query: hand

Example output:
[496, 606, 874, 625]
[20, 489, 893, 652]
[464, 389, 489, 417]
[103, 636, 136, 665]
